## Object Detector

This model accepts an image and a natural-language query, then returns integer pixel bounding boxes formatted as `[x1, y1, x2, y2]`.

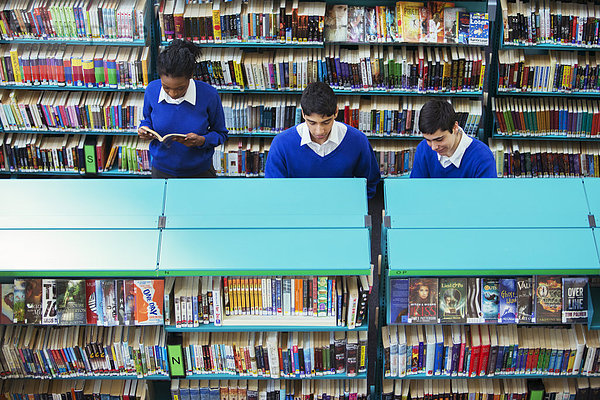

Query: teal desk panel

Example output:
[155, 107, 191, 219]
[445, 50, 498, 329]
[384, 179, 589, 229]
[0, 230, 159, 276]
[584, 178, 600, 218]
[158, 228, 371, 276]
[387, 228, 599, 276]
[163, 178, 367, 228]
[0, 180, 165, 229]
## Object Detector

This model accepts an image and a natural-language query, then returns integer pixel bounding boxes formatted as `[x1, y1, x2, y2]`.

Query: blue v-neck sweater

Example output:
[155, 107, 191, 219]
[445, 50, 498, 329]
[139, 79, 228, 176]
[265, 124, 381, 198]
[410, 138, 497, 178]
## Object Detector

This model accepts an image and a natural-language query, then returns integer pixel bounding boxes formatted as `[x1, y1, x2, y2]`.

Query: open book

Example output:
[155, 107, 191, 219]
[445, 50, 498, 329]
[140, 126, 187, 142]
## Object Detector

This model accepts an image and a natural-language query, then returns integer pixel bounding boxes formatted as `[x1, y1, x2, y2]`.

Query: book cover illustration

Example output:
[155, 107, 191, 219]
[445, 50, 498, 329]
[116, 279, 125, 325]
[41, 279, 57, 325]
[468, 12, 489, 45]
[498, 278, 517, 324]
[134, 280, 164, 325]
[85, 279, 98, 325]
[443, 7, 465, 43]
[365, 7, 378, 42]
[535, 276, 562, 323]
[124, 279, 135, 326]
[562, 277, 588, 323]
[386, 7, 400, 42]
[481, 278, 499, 323]
[389, 278, 409, 324]
[13, 279, 25, 323]
[401, 2, 423, 42]
[24, 278, 42, 324]
[516, 277, 532, 323]
[56, 280, 86, 325]
[456, 11, 470, 44]
[347, 6, 365, 42]
[324, 4, 348, 42]
[0, 284, 13, 324]
[418, 6, 431, 42]
[438, 277, 466, 323]
[408, 277, 438, 323]
[428, 2, 452, 43]
[102, 279, 118, 326]
[466, 277, 482, 324]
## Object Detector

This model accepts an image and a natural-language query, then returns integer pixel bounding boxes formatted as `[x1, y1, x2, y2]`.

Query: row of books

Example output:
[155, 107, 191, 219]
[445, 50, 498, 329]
[325, 4, 488, 46]
[171, 380, 367, 400]
[0, 325, 168, 379]
[382, 378, 600, 400]
[0, 133, 151, 175]
[0, 379, 149, 400]
[0, 44, 150, 88]
[381, 324, 600, 378]
[389, 276, 587, 325]
[374, 142, 416, 178]
[165, 275, 370, 329]
[179, 331, 366, 378]
[1, 279, 164, 326]
[498, 50, 600, 93]
[500, 0, 600, 47]
[492, 97, 600, 138]
[0, 91, 144, 132]
[489, 140, 600, 178]
[212, 139, 270, 178]
[195, 46, 485, 93]
[0, 0, 149, 41]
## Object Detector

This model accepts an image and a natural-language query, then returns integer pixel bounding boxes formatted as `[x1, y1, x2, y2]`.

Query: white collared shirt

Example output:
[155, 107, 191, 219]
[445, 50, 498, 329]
[297, 120, 347, 157]
[158, 79, 196, 105]
[438, 127, 472, 168]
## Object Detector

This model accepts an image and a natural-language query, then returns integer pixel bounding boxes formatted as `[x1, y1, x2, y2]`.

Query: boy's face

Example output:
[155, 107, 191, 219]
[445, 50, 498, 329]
[422, 121, 460, 157]
[303, 111, 338, 145]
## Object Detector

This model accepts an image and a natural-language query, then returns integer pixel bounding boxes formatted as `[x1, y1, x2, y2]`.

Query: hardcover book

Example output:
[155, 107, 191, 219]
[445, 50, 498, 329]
[516, 277, 532, 323]
[562, 277, 588, 323]
[535, 276, 562, 323]
[324, 4, 348, 42]
[41, 279, 57, 325]
[389, 278, 409, 324]
[346, 6, 364, 42]
[0, 284, 13, 324]
[481, 278, 499, 323]
[56, 280, 86, 325]
[498, 278, 517, 324]
[134, 280, 164, 325]
[466, 277, 482, 324]
[438, 277, 466, 323]
[408, 277, 438, 323]
[24, 278, 42, 324]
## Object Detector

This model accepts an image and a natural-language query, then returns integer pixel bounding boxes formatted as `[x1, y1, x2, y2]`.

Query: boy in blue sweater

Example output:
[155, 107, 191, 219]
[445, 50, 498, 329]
[410, 100, 497, 178]
[265, 82, 381, 198]
[138, 40, 228, 178]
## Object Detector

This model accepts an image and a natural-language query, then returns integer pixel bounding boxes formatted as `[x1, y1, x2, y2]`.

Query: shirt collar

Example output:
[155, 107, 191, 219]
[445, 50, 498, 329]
[158, 79, 196, 105]
[298, 120, 345, 146]
[437, 127, 472, 168]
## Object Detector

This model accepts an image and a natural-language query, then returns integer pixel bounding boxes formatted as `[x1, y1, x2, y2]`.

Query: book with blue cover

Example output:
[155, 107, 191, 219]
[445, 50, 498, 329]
[468, 12, 489, 45]
[498, 278, 517, 324]
[481, 278, 499, 323]
[516, 277, 532, 323]
[389, 278, 409, 324]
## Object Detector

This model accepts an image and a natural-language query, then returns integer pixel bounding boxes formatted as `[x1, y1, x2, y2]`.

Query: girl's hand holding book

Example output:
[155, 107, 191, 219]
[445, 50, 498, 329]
[171, 133, 206, 147]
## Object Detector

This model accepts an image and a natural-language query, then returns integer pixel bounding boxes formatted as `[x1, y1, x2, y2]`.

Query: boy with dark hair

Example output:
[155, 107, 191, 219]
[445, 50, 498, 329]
[410, 99, 496, 178]
[265, 82, 381, 198]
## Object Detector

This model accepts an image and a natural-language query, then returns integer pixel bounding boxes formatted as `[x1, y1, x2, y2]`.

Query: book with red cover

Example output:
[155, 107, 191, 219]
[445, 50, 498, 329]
[85, 279, 98, 324]
[468, 325, 480, 377]
[478, 325, 491, 376]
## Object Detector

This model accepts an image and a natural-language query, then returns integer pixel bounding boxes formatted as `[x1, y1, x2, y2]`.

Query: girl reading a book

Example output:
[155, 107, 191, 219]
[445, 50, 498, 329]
[138, 39, 228, 178]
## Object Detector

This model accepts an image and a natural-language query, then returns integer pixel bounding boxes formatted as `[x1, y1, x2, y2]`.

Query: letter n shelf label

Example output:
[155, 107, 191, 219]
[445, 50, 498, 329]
[167, 344, 186, 378]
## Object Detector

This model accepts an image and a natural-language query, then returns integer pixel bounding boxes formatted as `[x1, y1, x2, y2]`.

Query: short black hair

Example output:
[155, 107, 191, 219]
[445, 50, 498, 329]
[418, 99, 457, 134]
[157, 39, 201, 79]
[300, 82, 337, 117]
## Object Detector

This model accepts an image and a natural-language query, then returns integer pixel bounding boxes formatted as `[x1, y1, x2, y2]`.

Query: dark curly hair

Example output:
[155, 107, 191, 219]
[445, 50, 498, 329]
[157, 39, 201, 78]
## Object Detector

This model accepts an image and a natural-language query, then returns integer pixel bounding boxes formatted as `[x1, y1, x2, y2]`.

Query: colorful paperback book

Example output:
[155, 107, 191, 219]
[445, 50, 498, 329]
[1, 284, 13, 324]
[498, 279, 517, 324]
[324, 4, 348, 42]
[365, 7, 378, 42]
[56, 280, 86, 325]
[418, 6, 431, 42]
[102, 279, 118, 326]
[24, 278, 42, 324]
[468, 12, 489, 45]
[41, 279, 57, 325]
[85, 279, 98, 325]
[456, 11, 470, 44]
[516, 277, 532, 323]
[347, 6, 364, 42]
[408, 277, 438, 323]
[562, 277, 588, 323]
[438, 277, 466, 323]
[124, 279, 135, 326]
[428, 2, 452, 43]
[401, 2, 423, 42]
[481, 278, 499, 323]
[13, 280, 25, 324]
[535, 276, 562, 323]
[443, 7, 465, 43]
[134, 280, 164, 325]
[466, 277, 482, 324]
[389, 278, 409, 324]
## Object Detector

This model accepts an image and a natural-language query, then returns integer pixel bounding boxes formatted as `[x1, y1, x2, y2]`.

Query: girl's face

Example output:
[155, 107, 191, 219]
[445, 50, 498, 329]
[418, 285, 429, 300]
[160, 75, 191, 100]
